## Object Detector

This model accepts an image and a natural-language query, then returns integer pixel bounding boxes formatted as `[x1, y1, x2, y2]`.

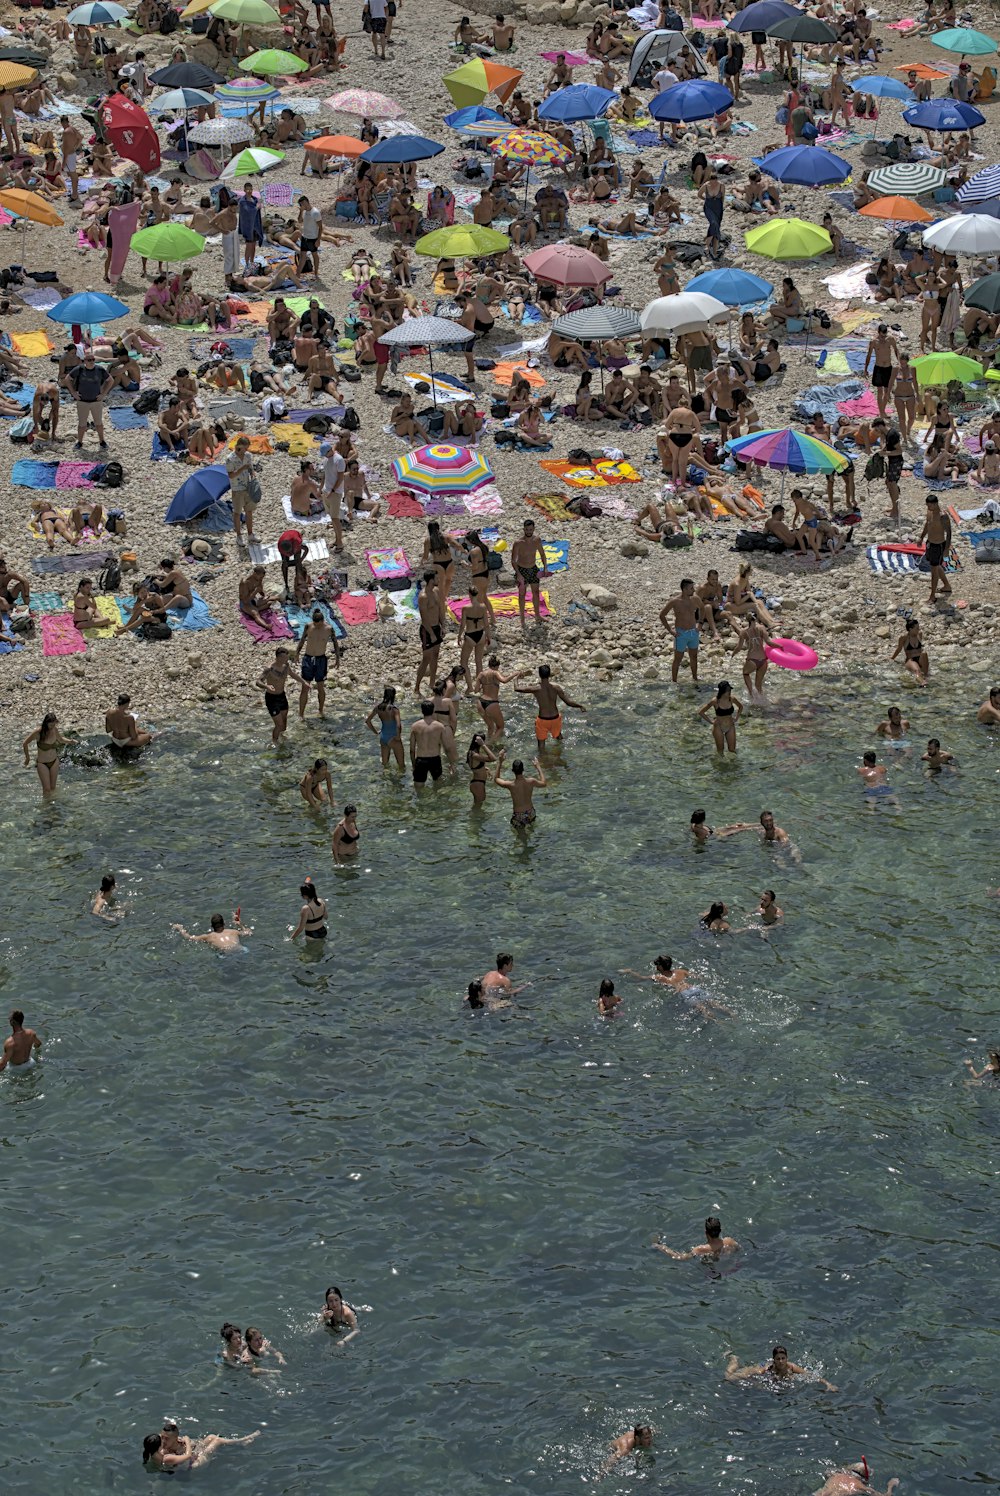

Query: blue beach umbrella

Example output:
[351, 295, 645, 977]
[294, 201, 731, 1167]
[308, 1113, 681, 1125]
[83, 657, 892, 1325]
[538, 84, 617, 123]
[66, 1, 128, 22]
[685, 267, 773, 305]
[958, 164, 1000, 203]
[165, 466, 231, 525]
[758, 143, 852, 186]
[726, 0, 797, 32]
[47, 290, 129, 325]
[360, 134, 445, 164]
[847, 75, 913, 100]
[649, 79, 734, 123]
[443, 105, 507, 132]
[903, 99, 986, 131]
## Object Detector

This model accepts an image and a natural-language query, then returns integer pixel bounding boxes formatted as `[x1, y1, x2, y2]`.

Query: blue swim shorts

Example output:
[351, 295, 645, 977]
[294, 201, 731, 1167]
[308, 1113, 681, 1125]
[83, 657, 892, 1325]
[675, 627, 700, 653]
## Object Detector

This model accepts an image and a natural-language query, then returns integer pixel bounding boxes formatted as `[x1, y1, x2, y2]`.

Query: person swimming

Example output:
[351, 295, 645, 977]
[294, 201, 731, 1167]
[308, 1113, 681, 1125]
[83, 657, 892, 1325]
[320, 1286, 359, 1341]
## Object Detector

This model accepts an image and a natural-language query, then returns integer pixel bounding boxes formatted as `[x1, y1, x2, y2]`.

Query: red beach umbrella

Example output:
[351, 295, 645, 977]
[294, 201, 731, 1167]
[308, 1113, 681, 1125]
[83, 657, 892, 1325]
[100, 92, 161, 172]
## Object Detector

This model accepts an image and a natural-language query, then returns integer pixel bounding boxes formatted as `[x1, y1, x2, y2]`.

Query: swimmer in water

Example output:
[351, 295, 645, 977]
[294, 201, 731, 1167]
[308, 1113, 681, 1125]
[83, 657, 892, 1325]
[758, 889, 783, 926]
[978, 687, 1000, 724]
[655, 1214, 739, 1261]
[875, 706, 909, 741]
[812, 1458, 899, 1496]
[619, 956, 734, 1018]
[922, 738, 955, 771]
[142, 1419, 260, 1471]
[92, 873, 117, 919]
[320, 1286, 359, 1342]
[700, 901, 730, 933]
[723, 810, 798, 858]
[858, 750, 899, 808]
[480, 952, 528, 995]
[0, 1009, 41, 1072]
[172, 911, 253, 952]
[598, 978, 621, 1016]
[244, 1326, 286, 1370]
[467, 979, 511, 1012]
[598, 1425, 653, 1480]
[219, 1322, 248, 1366]
[725, 1344, 837, 1391]
[964, 1049, 1000, 1083]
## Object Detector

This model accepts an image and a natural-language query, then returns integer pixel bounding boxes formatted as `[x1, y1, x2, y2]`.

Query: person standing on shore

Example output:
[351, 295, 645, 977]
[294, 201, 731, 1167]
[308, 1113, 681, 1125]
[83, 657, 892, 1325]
[510, 520, 548, 629]
[918, 494, 952, 605]
[660, 579, 708, 683]
[864, 324, 900, 420]
[0, 1010, 42, 1073]
[295, 608, 340, 720]
[515, 664, 586, 749]
[65, 349, 113, 452]
[416, 571, 444, 696]
[409, 700, 448, 786]
[212, 188, 240, 290]
[257, 647, 301, 747]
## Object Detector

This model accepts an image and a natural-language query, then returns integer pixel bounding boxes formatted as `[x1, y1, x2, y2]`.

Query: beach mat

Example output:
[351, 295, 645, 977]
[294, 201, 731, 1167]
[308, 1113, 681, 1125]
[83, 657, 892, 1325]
[524, 490, 576, 522]
[336, 591, 378, 627]
[237, 605, 294, 642]
[541, 539, 570, 573]
[366, 546, 411, 581]
[168, 590, 218, 631]
[539, 458, 642, 487]
[41, 612, 86, 656]
[28, 589, 65, 614]
[248, 537, 329, 567]
[448, 589, 552, 621]
[108, 407, 149, 432]
[282, 599, 346, 640]
[30, 550, 98, 577]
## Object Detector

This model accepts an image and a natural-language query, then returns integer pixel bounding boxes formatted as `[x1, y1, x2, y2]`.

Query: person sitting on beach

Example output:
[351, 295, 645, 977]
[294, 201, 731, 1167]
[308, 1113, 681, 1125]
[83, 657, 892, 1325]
[116, 582, 168, 637]
[154, 557, 192, 613]
[654, 1214, 739, 1261]
[72, 578, 99, 630]
[106, 693, 154, 750]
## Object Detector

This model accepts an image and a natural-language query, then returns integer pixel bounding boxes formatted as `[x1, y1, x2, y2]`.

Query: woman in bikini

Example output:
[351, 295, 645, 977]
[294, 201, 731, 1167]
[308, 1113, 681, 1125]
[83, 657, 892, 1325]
[291, 880, 328, 942]
[365, 685, 404, 769]
[698, 679, 743, 754]
[466, 731, 497, 807]
[458, 590, 492, 694]
[661, 404, 702, 484]
[332, 804, 361, 864]
[731, 616, 772, 699]
[31, 499, 77, 551]
[892, 619, 930, 686]
[473, 654, 525, 741]
[22, 711, 72, 796]
[421, 521, 463, 604]
[300, 758, 333, 809]
[320, 1286, 359, 1339]
[725, 561, 775, 627]
[891, 353, 918, 442]
[142, 1425, 259, 1473]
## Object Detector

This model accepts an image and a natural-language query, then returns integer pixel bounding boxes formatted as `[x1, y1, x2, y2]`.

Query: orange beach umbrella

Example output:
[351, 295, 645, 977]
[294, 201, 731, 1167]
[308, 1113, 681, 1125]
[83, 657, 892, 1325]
[858, 196, 934, 223]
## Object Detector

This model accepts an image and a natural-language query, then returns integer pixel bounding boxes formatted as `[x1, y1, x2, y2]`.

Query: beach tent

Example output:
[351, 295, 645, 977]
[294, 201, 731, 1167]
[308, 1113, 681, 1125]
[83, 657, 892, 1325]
[165, 467, 232, 528]
[627, 29, 706, 85]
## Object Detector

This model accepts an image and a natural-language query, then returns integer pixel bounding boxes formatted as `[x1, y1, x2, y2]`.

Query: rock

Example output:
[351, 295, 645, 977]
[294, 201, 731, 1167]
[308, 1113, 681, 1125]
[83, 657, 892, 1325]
[642, 665, 660, 680]
[165, 665, 184, 681]
[620, 540, 649, 559]
[876, 626, 891, 639]
[528, 1, 562, 19]
[580, 582, 619, 611]
[186, 651, 203, 669]
[71, 663, 86, 678]
[558, 0, 578, 18]
[589, 648, 612, 666]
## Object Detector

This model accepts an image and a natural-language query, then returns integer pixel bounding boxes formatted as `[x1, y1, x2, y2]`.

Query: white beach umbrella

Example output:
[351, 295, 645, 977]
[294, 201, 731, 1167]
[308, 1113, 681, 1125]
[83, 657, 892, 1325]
[187, 116, 254, 145]
[640, 291, 728, 335]
[377, 315, 475, 408]
[923, 213, 1000, 254]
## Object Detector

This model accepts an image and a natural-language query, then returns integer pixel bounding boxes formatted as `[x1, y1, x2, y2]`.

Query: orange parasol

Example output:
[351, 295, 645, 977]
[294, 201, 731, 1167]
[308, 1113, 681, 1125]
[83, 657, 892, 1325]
[306, 134, 368, 156]
[0, 188, 64, 225]
[894, 63, 951, 79]
[858, 196, 934, 222]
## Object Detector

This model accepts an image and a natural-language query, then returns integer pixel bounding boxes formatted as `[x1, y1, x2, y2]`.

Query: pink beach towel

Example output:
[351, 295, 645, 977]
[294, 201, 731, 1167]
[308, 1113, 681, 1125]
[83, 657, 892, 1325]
[54, 462, 99, 490]
[888, 18, 918, 30]
[337, 591, 378, 627]
[41, 613, 86, 657]
[366, 547, 410, 581]
[108, 200, 143, 287]
[838, 391, 880, 417]
[237, 606, 294, 642]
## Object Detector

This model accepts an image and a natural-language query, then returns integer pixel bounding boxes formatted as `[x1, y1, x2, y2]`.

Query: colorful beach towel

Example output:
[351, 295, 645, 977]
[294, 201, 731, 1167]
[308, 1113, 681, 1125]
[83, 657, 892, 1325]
[493, 362, 546, 389]
[524, 490, 575, 522]
[539, 458, 642, 487]
[838, 391, 880, 418]
[237, 605, 294, 642]
[541, 539, 570, 573]
[448, 589, 552, 621]
[41, 612, 86, 656]
[402, 370, 472, 403]
[55, 462, 100, 490]
[337, 590, 378, 627]
[366, 547, 411, 582]
[29, 590, 65, 615]
[9, 330, 55, 358]
[386, 489, 426, 519]
[282, 599, 347, 640]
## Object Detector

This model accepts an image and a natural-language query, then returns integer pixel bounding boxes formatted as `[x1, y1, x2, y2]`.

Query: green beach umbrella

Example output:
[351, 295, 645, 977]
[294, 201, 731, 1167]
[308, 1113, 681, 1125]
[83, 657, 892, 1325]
[130, 222, 205, 262]
[930, 26, 996, 57]
[414, 223, 510, 258]
[745, 217, 832, 260]
[240, 48, 308, 75]
[911, 351, 984, 385]
[209, 0, 281, 23]
[220, 146, 285, 178]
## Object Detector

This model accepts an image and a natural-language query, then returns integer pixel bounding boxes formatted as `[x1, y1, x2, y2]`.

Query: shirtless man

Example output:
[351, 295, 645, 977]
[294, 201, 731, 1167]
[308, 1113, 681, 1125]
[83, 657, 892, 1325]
[105, 693, 154, 749]
[660, 578, 707, 683]
[918, 493, 952, 603]
[977, 687, 1000, 724]
[725, 1345, 837, 1391]
[480, 952, 526, 995]
[494, 750, 546, 830]
[212, 191, 240, 290]
[514, 663, 586, 749]
[409, 700, 449, 787]
[864, 323, 900, 419]
[239, 565, 276, 629]
[416, 570, 444, 695]
[295, 607, 340, 720]
[510, 520, 548, 629]
[813, 1459, 899, 1496]
[598, 1427, 653, 1480]
[257, 647, 301, 746]
[0, 1010, 41, 1073]
[172, 912, 253, 952]
[765, 503, 817, 557]
[654, 1214, 739, 1261]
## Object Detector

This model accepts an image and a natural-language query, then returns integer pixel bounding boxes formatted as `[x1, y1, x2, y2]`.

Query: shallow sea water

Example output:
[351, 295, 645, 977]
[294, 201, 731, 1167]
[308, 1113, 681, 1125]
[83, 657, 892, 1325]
[1, 676, 998, 1495]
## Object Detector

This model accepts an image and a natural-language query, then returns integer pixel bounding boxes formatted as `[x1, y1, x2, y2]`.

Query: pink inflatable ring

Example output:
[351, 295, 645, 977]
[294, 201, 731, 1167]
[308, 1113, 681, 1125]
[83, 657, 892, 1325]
[764, 636, 818, 671]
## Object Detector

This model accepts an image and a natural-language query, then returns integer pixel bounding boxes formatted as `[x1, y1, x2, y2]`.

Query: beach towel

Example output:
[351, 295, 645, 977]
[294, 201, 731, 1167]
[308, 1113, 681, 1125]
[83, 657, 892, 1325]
[108, 200, 143, 286]
[383, 582, 420, 623]
[539, 458, 642, 487]
[108, 407, 149, 432]
[10, 331, 54, 358]
[151, 433, 186, 462]
[29, 590, 65, 615]
[12, 459, 58, 490]
[282, 599, 347, 640]
[337, 590, 378, 627]
[366, 547, 411, 582]
[282, 494, 329, 528]
[278, 406, 345, 426]
[166, 591, 218, 631]
[463, 487, 504, 516]
[965, 526, 1000, 546]
[0, 626, 22, 656]
[83, 594, 124, 639]
[867, 544, 958, 575]
[18, 286, 63, 312]
[248, 537, 329, 567]
[492, 362, 546, 389]
[955, 499, 1000, 521]
[237, 605, 294, 642]
[386, 490, 426, 518]
[821, 261, 876, 302]
[525, 490, 575, 521]
[41, 612, 87, 656]
[237, 300, 274, 325]
[30, 550, 96, 577]
[541, 540, 570, 573]
[838, 391, 881, 418]
[0, 384, 34, 414]
[270, 422, 318, 457]
[402, 370, 472, 403]
[448, 589, 552, 621]
[54, 462, 99, 490]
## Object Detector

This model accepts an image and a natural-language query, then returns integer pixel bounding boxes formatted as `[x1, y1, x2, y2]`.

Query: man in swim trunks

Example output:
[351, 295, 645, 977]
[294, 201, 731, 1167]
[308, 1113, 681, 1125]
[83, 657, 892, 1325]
[409, 700, 449, 787]
[0, 1009, 41, 1072]
[655, 1214, 739, 1261]
[813, 1458, 899, 1496]
[171, 912, 253, 952]
[256, 647, 301, 746]
[105, 693, 154, 750]
[239, 565, 278, 629]
[510, 520, 548, 630]
[863, 324, 900, 419]
[659, 578, 707, 683]
[514, 663, 586, 748]
[295, 608, 340, 720]
[494, 750, 547, 829]
[725, 1345, 837, 1390]
[599, 1426, 653, 1479]
[416, 570, 444, 696]
[918, 493, 952, 604]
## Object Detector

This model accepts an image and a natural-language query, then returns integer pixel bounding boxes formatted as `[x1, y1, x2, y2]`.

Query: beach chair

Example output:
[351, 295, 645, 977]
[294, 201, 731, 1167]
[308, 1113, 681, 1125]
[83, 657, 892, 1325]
[367, 188, 392, 227]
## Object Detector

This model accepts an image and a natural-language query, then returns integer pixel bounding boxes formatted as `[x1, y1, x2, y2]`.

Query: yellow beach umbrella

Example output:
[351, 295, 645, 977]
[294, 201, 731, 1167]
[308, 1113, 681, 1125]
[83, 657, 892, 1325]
[0, 62, 37, 92]
[0, 188, 64, 225]
[180, 0, 215, 15]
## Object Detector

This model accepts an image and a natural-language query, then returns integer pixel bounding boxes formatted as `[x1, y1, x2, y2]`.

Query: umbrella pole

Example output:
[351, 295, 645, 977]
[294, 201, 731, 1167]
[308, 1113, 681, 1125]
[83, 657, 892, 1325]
[428, 344, 438, 409]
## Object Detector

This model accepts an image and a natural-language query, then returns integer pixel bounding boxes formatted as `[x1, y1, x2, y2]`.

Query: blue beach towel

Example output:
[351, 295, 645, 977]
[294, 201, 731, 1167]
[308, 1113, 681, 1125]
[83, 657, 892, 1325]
[169, 590, 219, 630]
[29, 590, 66, 614]
[283, 598, 347, 641]
[0, 385, 35, 414]
[108, 407, 149, 432]
[151, 432, 187, 461]
[12, 459, 58, 489]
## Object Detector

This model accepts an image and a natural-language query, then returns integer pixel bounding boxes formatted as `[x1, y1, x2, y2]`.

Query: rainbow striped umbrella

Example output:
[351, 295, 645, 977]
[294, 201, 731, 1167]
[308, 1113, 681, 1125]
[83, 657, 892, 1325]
[215, 76, 279, 107]
[491, 128, 572, 166]
[392, 444, 495, 493]
[727, 428, 848, 473]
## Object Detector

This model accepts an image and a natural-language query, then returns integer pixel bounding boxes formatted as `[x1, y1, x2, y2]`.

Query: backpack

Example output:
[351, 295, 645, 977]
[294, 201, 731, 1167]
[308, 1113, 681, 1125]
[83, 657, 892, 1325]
[249, 369, 265, 393]
[864, 451, 885, 481]
[133, 388, 161, 415]
[340, 365, 361, 383]
[303, 414, 332, 436]
[97, 460, 124, 488]
[138, 620, 172, 640]
[158, 7, 178, 31]
[340, 406, 360, 432]
[98, 555, 122, 592]
[662, 531, 693, 549]
[9, 415, 34, 443]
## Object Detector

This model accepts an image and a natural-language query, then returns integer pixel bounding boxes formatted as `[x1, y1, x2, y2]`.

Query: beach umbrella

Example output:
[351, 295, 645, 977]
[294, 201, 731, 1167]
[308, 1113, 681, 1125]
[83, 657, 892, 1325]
[540, 50, 591, 66]
[912, 351, 984, 384]
[377, 316, 475, 408]
[66, 1, 127, 21]
[847, 75, 913, 101]
[325, 88, 401, 118]
[415, 223, 510, 258]
[215, 77, 279, 107]
[758, 143, 851, 187]
[209, 0, 281, 22]
[552, 305, 642, 391]
[360, 134, 444, 165]
[924, 212, 1000, 253]
[649, 79, 734, 123]
[240, 48, 308, 75]
[180, 0, 217, 13]
[165, 466, 231, 525]
[47, 290, 129, 327]
[866, 161, 947, 195]
[0, 61, 36, 91]
[960, 197, 1000, 219]
[130, 222, 205, 262]
[306, 134, 368, 158]
[149, 87, 216, 111]
[392, 444, 495, 494]
[150, 61, 224, 88]
[930, 26, 997, 57]
[455, 119, 517, 140]
[627, 30, 707, 85]
[685, 267, 773, 305]
[745, 217, 832, 260]
[538, 84, 617, 123]
[188, 116, 254, 145]
[0, 187, 63, 257]
[491, 128, 572, 166]
[443, 57, 522, 108]
[100, 92, 160, 171]
[893, 62, 950, 79]
[727, 0, 797, 32]
[727, 426, 847, 502]
[641, 291, 727, 336]
[858, 196, 934, 223]
[220, 147, 284, 178]
[903, 99, 985, 132]
[443, 105, 508, 133]
[525, 242, 611, 289]
[957, 164, 1000, 204]
[766, 13, 837, 42]
[964, 273, 1000, 313]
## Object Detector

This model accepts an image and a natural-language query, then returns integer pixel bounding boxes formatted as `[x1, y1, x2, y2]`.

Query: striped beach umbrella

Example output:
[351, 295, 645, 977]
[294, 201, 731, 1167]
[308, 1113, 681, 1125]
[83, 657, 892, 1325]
[215, 76, 279, 106]
[727, 428, 849, 473]
[866, 161, 948, 195]
[552, 305, 642, 340]
[443, 105, 508, 133]
[392, 444, 495, 494]
[377, 317, 474, 408]
[149, 87, 216, 111]
[957, 164, 1000, 204]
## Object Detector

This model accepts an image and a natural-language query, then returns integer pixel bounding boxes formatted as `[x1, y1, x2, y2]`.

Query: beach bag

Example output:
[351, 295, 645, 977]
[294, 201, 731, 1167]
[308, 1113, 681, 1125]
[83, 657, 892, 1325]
[106, 508, 126, 533]
[97, 460, 124, 488]
[9, 415, 34, 443]
[361, 2, 371, 29]
[133, 388, 161, 414]
[775, 105, 789, 124]
[662, 531, 693, 548]
[303, 414, 332, 435]
[138, 620, 172, 640]
[864, 451, 885, 481]
[249, 369, 266, 393]
[340, 365, 361, 383]
[340, 406, 360, 432]
[98, 555, 122, 592]
[973, 537, 1000, 563]
[800, 121, 819, 140]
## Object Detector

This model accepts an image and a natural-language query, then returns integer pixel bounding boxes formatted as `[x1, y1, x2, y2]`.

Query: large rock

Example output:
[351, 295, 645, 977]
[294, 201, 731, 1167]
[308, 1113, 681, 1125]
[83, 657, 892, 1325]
[528, 2, 564, 20]
[580, 582, 619, 611]
[559, 0, 578, 18]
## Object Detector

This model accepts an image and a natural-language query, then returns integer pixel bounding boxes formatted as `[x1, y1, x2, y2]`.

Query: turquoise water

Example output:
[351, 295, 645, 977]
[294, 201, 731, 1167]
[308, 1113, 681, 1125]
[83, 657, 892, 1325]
[2, 679, 998, 1495]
